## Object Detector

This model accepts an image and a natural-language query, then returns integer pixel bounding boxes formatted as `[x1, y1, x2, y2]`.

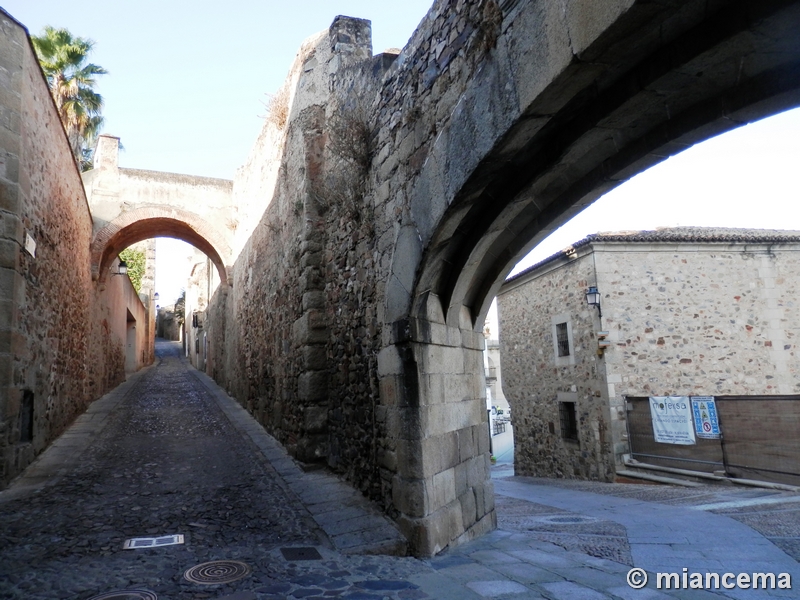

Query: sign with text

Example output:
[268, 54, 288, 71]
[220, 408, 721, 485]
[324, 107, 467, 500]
[691, 396, 721, 439]
[649, 396, 696, 445]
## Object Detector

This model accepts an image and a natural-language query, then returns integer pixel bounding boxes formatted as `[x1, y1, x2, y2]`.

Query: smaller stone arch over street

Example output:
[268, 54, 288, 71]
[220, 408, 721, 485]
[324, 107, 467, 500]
[83, 135, 235, 286]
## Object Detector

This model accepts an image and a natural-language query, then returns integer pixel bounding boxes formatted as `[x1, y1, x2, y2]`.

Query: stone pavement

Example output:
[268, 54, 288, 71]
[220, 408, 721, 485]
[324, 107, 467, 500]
[0, 341, 797, 599]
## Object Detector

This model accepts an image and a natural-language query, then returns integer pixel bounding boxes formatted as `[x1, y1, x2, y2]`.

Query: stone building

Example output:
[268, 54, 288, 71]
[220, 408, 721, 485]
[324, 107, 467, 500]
[497, 228, 800, 482]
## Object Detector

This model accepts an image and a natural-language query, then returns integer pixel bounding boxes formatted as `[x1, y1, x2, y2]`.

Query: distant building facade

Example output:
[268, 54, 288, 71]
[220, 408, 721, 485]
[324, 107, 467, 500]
[497, 228, 800, 481]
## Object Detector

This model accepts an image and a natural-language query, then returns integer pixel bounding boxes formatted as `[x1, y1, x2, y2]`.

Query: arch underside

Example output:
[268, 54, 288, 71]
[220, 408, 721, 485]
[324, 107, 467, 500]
[92, 210, 232, 286]
[415, 0, 800, 330]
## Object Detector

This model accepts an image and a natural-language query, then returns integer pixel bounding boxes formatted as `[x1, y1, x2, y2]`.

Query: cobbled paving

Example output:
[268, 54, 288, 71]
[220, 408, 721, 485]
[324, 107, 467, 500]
[3, 342, 798, 599]
[0, 343, 430, 600]
[495, 495, 633, 566]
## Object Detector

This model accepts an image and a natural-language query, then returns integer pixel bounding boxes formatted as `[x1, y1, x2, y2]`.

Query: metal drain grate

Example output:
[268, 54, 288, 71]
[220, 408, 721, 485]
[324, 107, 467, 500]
[86, 590, 158, 600]
[184, 560, 251, 585]
[123, 534, 184, 549]
[280, 546, 322, 561]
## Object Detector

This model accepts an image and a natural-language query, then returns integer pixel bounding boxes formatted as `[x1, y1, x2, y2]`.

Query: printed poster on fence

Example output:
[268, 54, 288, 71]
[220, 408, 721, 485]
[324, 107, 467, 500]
[649, 396, 696, 445]
[691, 396, 721, 439]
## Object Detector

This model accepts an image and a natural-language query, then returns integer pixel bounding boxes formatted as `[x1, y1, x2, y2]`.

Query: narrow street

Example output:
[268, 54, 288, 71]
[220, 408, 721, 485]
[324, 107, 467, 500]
[0, 342, 416, 599]
[1, 341, 798, 599]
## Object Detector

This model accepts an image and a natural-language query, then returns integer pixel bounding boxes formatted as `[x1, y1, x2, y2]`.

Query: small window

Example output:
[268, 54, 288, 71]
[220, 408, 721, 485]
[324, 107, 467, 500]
[559, 401, 578, 441]
[19, 390, 33, 443]
[556, 322, 570, 357]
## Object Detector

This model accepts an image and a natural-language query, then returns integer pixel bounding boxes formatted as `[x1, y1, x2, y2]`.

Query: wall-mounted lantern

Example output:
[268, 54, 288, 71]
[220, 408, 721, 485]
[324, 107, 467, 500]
[585, 285, 602, 318]
[113, 260, 128, 276]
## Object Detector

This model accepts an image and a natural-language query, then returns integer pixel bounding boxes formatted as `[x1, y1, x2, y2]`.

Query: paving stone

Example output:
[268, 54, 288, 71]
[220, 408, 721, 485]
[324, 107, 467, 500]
[465, 580, 532, 597]
[540, 581, 610, 600]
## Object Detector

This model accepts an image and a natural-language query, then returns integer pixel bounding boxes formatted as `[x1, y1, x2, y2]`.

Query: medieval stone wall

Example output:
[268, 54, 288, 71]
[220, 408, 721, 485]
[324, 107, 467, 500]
[0, 12, 141, 486]
[200, 0, 519, 551]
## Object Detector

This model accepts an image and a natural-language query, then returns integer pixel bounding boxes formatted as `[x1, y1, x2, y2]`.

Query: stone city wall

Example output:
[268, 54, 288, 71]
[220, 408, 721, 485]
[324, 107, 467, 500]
[0, 12, 146, 486]
[199, 0, 567, 554]
[196, 2, 512, 552]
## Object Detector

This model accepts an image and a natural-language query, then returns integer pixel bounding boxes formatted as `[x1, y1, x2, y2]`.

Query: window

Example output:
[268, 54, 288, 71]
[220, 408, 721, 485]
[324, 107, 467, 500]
[551, 315, 575, 366]
[19, 390, 33, 443]
[556, 322, 570, 357]
[559, 401, 578, 441]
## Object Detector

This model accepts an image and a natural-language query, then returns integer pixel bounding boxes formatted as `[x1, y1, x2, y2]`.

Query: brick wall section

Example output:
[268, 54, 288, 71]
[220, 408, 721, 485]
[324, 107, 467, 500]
[498, 231, 800, 482]
[0, 12, 139, 486]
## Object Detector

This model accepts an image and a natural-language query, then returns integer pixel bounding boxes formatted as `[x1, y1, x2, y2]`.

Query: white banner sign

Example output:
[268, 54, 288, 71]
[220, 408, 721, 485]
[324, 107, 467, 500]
[649, 396, 696, 445]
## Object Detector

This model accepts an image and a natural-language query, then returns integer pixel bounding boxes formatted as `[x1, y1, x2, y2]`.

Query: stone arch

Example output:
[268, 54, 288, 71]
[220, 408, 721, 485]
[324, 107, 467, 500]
[405, 0, 800, 333]
[382, 0, 800, 556]
[91, 206, 232, 286]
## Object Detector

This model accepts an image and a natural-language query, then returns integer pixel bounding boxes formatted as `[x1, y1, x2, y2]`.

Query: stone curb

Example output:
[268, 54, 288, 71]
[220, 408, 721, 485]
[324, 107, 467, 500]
[187, 365, 409, 557]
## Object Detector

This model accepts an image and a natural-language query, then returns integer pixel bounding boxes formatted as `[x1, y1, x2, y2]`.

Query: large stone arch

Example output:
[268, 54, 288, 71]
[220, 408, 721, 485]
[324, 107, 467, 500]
[91, 206, 232, 286]
[382, 0, 800, 556]
[417, 0, 800, 330]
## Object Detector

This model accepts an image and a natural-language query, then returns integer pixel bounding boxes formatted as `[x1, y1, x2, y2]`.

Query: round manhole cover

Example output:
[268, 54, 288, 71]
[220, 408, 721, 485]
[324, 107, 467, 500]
[533, 515, 597, 525]
[184, 560, 251, 585]
[87, 591, 157, 600]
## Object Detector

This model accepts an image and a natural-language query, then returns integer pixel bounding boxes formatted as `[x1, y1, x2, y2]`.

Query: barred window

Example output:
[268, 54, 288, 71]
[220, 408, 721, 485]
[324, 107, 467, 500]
[559, 401, 578, 441]
[556, 322, 570, 357]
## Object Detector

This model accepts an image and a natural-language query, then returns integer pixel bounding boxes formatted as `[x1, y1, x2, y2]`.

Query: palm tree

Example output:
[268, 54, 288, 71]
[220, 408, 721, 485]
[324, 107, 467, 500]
[31, 26, 107, 170]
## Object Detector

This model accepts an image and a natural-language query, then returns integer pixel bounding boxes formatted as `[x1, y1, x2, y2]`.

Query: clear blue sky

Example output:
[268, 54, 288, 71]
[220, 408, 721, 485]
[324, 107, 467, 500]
[4, 2, 800, 307]
[2, 1, 435, 179]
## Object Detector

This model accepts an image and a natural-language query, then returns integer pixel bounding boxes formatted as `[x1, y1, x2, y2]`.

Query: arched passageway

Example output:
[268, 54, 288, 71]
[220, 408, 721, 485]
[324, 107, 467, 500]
[90, 208, 231, 287]
[381, 0, 800, 555]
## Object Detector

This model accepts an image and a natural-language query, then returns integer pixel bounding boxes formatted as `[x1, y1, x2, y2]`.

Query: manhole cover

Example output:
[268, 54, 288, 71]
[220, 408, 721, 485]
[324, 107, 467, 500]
[87, 590, 157, 600]
[280, 546, 322, 561]
[184, 560, 251, 585]
[531, 515, 598, 525]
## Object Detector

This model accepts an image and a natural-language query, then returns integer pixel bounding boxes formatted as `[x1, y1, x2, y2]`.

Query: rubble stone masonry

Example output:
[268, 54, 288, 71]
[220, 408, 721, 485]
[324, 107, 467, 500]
[498, 231, 800, 482]
[0, 13, 143, 485]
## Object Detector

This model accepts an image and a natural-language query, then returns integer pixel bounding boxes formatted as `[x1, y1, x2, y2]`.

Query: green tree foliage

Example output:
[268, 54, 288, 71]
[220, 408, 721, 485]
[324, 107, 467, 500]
[31, 26, 107, 171]
[119, 247, 146, 293]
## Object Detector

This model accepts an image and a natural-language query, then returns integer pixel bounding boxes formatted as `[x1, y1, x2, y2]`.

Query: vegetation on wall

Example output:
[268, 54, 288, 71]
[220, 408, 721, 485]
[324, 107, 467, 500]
[119, 247, 145, 292]
[264, 85, 290, 130]
[31, 26, 107, 171]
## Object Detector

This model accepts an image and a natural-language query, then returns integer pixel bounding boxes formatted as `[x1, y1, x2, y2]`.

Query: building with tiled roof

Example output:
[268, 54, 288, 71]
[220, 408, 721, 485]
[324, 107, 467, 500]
[497, 227, 800, 485]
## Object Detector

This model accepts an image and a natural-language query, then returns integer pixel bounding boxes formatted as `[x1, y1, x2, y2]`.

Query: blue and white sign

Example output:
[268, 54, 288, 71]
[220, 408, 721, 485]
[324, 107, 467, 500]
[691, 396, 720, 439]
[649, 396, 696, 445]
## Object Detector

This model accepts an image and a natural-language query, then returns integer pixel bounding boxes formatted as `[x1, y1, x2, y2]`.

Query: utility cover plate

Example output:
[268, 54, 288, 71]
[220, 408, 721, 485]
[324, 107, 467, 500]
[123, 534, 184, 549]
[280, 546, 323, 561]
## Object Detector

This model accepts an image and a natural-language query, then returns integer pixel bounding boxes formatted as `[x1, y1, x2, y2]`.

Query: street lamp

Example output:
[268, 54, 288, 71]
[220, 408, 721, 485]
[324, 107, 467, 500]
[113, 260, 128, 276]
[585, 285, 602, 318]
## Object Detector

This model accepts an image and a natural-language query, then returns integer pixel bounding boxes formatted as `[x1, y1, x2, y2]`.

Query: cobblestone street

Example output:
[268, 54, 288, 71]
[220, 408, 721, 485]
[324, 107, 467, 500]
[0, 343, 420, 599]
[1, 341, 799, 599]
